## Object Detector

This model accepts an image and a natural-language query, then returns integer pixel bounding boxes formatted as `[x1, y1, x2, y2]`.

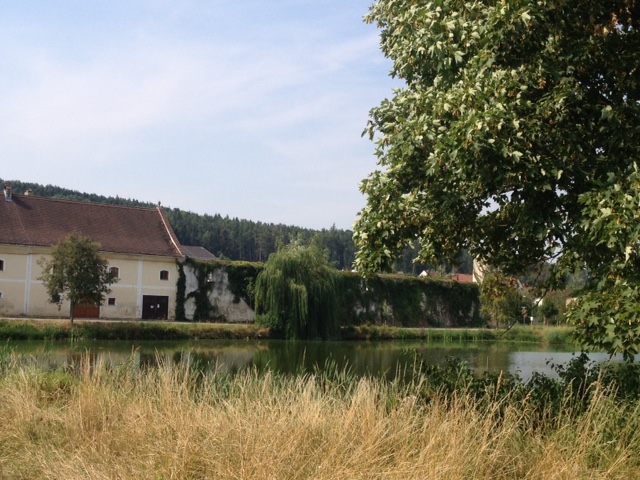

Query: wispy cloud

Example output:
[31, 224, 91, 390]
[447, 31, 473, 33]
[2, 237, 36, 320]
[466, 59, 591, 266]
[0, 1, 397, 229]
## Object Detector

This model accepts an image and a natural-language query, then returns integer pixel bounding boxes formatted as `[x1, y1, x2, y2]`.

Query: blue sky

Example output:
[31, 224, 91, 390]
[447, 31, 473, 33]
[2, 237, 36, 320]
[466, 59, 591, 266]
[0, 1, 398, 230]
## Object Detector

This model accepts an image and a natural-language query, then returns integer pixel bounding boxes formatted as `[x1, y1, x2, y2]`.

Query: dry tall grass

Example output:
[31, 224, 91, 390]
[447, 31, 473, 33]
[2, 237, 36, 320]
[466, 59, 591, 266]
[0, 353, 638, 479]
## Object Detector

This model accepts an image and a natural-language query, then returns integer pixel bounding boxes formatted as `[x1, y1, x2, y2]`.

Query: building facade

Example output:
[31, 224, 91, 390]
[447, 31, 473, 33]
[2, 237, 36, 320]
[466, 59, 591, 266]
[0, 185, 185, 320]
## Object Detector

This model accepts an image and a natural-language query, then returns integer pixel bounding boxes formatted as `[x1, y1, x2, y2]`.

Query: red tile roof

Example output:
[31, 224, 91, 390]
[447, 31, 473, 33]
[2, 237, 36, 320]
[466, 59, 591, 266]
[452, 273, 474, 284]
[0, 193, 183, 257]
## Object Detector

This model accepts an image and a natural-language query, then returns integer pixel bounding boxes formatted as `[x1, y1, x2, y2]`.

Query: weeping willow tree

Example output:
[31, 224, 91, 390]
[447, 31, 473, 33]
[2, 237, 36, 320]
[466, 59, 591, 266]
[254, 242, 339, 340]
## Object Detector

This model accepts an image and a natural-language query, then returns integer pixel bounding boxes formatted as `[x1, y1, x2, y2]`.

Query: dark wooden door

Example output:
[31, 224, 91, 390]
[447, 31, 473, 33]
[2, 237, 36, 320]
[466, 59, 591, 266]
[73, 301, 100, 319]
[142, 295, 169, 320]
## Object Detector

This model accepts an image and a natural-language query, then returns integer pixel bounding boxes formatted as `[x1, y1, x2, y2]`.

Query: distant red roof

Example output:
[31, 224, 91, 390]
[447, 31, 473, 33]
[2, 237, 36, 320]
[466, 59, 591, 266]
[0, 193, 183, 257]
[452, 273, 474, 284]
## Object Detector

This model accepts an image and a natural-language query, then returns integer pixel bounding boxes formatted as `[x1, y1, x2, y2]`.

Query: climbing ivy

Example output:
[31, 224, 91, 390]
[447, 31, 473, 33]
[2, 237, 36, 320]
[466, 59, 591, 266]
[180, 259, 263, 322]
[185, 259, 219, 322]
[338, 272, 480, 327]
[222, 261, 263, 308]
[175, 260, 187, 321]
[178, 259, 479, 327]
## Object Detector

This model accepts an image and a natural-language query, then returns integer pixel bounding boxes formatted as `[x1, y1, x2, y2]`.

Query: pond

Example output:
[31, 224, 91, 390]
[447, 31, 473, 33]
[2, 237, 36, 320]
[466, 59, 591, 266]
[3, 339, 617, 380]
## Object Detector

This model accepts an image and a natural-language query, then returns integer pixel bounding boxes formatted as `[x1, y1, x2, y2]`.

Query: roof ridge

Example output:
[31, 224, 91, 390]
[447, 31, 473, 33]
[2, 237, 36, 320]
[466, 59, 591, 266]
[0, 194, 182, 257]
[10, 193, 159, 211]
[156, 205, 184, 257]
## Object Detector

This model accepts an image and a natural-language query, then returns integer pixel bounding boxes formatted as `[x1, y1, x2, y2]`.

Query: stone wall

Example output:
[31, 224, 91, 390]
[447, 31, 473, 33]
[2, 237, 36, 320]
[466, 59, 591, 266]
[336, 273, 481, 328]
[183, 264, 255, 323]
[179, 260, 481, 327]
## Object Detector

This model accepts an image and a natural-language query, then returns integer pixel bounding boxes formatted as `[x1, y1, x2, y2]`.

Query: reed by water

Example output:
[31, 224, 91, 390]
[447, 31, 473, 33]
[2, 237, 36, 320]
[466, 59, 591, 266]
[0, 348, 638, 479]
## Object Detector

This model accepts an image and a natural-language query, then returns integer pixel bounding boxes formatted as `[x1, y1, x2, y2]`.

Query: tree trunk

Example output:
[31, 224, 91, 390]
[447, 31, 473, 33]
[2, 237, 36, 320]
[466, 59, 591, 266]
[69, 302, 74, 324]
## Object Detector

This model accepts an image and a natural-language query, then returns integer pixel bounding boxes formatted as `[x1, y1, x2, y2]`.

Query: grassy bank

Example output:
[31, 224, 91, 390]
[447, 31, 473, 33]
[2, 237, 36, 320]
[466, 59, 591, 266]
[0, 318, 577, 345]
[0, 319, 271, 341]
[0, 350, 638, 479]
[342, 324, 577, 346]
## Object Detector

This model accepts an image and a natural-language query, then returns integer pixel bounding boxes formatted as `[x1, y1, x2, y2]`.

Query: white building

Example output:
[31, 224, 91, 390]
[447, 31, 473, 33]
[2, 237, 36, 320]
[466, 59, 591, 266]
[0, 185, 185, 319]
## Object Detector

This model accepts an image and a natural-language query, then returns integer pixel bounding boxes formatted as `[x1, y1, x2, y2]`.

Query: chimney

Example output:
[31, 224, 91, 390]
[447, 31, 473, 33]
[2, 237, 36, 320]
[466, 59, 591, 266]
[4, 185, 12, 202]
[25, 189, 32, 196]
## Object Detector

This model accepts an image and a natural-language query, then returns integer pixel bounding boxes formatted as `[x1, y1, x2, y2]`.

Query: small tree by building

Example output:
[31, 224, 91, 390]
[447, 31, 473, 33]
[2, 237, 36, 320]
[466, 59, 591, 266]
[38, 234, 118, 323]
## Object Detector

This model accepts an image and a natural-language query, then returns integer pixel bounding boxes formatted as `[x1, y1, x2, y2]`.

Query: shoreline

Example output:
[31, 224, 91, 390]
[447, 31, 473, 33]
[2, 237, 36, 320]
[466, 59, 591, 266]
[0, 318, 577, 345]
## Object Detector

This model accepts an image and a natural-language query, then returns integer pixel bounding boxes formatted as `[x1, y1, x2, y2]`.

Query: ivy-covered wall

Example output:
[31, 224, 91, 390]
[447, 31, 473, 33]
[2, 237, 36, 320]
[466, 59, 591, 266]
[177, 260, 481, 327]
[336, 273, 481, 327]
[176, 259, 262, 323]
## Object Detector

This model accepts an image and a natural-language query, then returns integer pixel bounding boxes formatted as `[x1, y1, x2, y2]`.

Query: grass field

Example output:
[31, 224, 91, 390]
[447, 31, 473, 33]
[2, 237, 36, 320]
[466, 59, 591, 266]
[0, 349, 637, 479]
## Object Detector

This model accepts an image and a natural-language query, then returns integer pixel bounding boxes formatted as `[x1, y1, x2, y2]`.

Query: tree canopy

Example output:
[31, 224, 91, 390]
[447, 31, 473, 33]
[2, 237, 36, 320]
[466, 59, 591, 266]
[355, 1, 640, 357]
[38, 234, 117, 323]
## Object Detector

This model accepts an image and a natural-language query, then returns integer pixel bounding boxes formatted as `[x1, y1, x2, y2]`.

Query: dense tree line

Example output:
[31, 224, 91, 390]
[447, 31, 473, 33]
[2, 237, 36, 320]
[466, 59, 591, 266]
[1, 179, 357, 269]
[166, 207, 356, 268]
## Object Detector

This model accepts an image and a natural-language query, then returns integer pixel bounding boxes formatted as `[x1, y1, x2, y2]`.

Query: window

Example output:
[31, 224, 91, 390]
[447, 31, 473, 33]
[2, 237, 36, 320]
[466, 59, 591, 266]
[0, 292, 3, 300]
[109, 267, 119, 278]
[160, 270, 169, 281]
[0, 259, 4, 271]
[107, 297, 116, 306]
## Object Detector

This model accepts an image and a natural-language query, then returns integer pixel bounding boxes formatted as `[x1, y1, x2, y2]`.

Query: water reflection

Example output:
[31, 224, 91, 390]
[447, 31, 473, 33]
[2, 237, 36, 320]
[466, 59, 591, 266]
[2, 339, 601, 380]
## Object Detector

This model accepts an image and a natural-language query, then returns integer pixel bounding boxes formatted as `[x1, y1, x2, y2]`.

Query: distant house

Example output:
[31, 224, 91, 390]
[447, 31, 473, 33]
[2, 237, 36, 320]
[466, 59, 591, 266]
[0, 185, 186, 320]
[472, 258, 487, 283]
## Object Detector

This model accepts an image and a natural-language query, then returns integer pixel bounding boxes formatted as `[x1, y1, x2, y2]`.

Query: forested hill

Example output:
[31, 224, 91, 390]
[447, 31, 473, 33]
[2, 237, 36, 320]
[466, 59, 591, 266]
[1, 180, 356, 269]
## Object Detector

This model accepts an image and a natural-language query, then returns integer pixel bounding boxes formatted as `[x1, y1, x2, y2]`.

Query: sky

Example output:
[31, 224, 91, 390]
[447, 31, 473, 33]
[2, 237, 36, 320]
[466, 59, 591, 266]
[0, 1, 399, 230]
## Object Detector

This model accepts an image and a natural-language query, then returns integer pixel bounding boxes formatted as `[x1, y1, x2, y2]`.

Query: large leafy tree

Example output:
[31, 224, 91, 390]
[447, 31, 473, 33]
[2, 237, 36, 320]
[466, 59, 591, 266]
[355, 1, 640, 357]
[38, 234, 118, 323]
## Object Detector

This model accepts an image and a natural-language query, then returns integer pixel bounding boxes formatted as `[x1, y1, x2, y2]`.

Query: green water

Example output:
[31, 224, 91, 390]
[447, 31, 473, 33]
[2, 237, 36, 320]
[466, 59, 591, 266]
[3, 338, 610, 380]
